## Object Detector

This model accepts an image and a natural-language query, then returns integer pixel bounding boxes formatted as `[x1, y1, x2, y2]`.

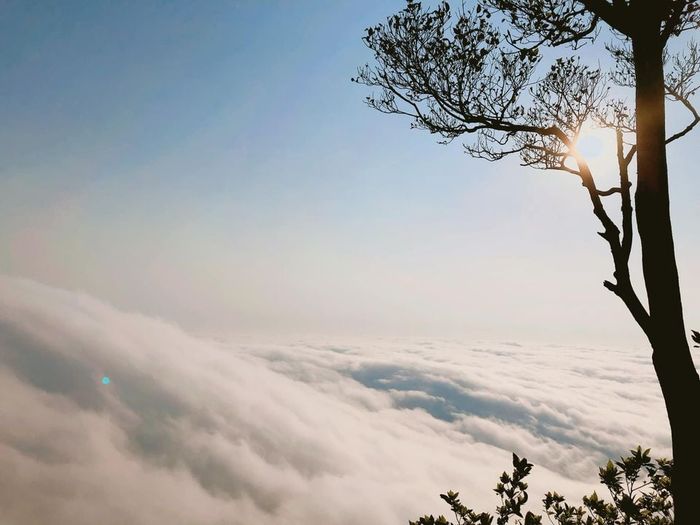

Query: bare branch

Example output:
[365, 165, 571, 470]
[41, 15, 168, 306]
[596, 186, 624, 196]
[616, 129, 633, 263]
[575, 150, 651, 336]
[664, 41, 700, 143]
[665, 90, 700, 144]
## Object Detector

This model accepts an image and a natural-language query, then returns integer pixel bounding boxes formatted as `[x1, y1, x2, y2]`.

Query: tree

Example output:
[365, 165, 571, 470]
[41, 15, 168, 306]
[353, 1, 700, 522]
[411, 448, 674, 525]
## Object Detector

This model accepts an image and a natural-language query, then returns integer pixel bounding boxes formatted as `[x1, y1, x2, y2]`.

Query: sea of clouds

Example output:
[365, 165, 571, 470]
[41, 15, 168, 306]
[0, 275, 671, 525]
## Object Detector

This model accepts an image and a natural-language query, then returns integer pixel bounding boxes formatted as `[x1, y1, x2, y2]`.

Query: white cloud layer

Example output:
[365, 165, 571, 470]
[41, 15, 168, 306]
[0, 276, 670, 524]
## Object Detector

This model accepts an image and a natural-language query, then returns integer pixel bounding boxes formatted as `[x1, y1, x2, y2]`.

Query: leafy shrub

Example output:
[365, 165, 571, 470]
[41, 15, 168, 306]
[410, 447, 673, 525]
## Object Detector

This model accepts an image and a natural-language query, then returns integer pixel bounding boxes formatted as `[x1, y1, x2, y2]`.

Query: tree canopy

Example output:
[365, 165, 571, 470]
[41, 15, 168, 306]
[354, 1, 700, 523]
[353, 0, 699, 340]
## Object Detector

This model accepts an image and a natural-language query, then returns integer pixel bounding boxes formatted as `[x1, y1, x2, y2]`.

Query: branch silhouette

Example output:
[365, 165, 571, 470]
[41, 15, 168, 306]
[354, 1, 700, 522]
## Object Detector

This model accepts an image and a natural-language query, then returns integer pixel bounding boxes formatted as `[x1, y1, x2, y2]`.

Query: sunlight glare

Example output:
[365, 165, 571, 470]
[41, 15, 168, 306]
[575, 125, 607, 160]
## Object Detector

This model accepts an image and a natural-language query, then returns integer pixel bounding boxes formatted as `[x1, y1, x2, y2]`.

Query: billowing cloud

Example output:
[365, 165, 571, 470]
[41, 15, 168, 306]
[0, 276, 670, 524]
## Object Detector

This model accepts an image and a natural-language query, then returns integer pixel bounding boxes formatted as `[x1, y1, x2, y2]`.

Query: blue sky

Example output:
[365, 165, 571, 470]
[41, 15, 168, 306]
[0, 0, 698, 344]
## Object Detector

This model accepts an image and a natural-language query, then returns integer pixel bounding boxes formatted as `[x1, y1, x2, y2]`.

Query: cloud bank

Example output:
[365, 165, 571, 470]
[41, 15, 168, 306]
[0, 276, 670, 524]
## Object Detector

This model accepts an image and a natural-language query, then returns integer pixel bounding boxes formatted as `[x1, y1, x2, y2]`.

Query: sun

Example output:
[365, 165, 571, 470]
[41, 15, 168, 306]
[569, 124, 621, 184]
[574, 124, 610, 160]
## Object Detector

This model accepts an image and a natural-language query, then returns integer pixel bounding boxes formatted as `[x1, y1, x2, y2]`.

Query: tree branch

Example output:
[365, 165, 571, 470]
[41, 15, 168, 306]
[575, 146, 651, 337]
[578, 0, 631, 35]
[661, 0, 689, 42]
[665, 85, 700, 144]
[356, 0, 655, 336]
[596, 186, 624, 197]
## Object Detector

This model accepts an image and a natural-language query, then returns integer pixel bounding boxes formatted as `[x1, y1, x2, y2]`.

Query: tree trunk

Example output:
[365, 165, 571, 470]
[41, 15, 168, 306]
[632, 35, 700, 525]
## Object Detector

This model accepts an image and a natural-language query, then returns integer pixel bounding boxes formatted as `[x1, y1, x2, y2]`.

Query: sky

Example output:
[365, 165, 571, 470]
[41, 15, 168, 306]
[0, 0, 697, 345]
[0, 2, 698, 524]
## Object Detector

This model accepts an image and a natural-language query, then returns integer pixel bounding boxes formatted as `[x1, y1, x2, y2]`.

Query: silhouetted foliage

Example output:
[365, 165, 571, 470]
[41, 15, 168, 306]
[354, 2, 700, 522]
[691, 330, 700, 348]
[411, 447, 673, 525]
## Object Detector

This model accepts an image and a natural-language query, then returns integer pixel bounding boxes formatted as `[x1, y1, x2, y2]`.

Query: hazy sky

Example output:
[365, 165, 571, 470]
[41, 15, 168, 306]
[0, 4, 696, 524]
[1, 0, 698, 345]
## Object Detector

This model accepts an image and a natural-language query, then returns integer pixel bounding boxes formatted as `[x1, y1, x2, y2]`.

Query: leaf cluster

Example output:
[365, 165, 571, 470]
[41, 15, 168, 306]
[354, 1, 700, 171]
[411, 447, 674, 525]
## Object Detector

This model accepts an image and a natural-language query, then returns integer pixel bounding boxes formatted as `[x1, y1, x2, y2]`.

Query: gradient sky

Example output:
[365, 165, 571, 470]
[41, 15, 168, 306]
[1, 0, 698, 345]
